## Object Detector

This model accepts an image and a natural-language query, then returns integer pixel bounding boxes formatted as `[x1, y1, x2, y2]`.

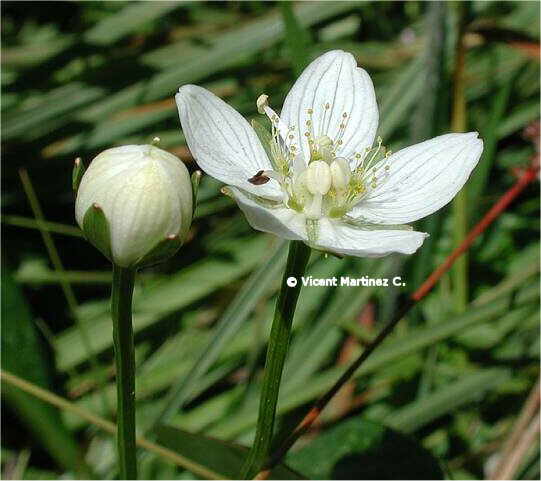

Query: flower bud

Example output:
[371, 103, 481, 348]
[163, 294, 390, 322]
[75, 145, 193, 268]
[330, 157, 351, 191]
[305, 160, 331, 196]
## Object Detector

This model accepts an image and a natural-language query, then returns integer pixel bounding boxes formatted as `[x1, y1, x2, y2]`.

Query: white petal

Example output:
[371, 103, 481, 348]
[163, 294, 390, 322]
[316, 218, 428, 258]
[225, 187, 307, 241]
[350, 132, 484, 224]
[176, 85, 281, 199]
[280, 50, 378, 164]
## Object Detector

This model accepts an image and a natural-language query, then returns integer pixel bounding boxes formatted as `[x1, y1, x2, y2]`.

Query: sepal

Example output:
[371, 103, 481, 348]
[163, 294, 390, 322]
[135, 234, 182, 268]
[190, 170, 202, 216]
[82, 203, 112, 261]
[72, 157, 85, 192]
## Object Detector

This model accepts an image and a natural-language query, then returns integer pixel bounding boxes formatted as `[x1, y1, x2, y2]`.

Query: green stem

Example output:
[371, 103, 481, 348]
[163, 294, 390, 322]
[111, 265, 137, 480]
[240, 241, 311, 479]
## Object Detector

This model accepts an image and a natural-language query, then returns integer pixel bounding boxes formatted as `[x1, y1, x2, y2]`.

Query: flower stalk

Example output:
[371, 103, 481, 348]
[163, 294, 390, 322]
[73, 144, 196, 479]
[240, 241, 311, 479]
[111, 265, 137, 480]
[255, 162, 540, 480]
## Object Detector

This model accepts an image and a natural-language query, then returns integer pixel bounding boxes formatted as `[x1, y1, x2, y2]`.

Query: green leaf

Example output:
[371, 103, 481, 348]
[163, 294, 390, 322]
[408, 1, 447, 320]
[2, 37, 73, 69]
[80, 2, 357, 124]
[468, 62, 515, 216]
[281, 2, 312, 76]
[454, 305, 537, 349]
[283, 258, 394, 387]
[287, 416, 443, 479]
[378, 53, 425, 140]
[15, 258, 112, 285]
[205, 283, 538, 438]
[2, 83, 103, 141]
[385, 368, 512, 433]
[55, 235, 278, 371]
[83, 2, 183, 46]
[496, 102, 539, 138]
[1, 269, 91, 477]
[156, 424, 304, 479]
[1, 215, 83, 238]
[149, 240, 288, 430]
[82, 203, 112, 261]
[72, 157, 85, 193]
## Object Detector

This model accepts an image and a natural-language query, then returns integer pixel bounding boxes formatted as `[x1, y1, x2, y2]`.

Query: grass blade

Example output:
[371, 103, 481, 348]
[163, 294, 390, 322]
[386, 368, 512, 433]
[149, 240, 288, 431]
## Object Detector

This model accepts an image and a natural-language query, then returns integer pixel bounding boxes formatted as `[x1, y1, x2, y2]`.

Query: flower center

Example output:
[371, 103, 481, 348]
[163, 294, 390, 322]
[251, 95, 392, 223]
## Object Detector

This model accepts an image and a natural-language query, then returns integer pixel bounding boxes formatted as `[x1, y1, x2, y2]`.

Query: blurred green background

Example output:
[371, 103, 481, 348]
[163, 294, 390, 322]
[1, 1, 539, 479]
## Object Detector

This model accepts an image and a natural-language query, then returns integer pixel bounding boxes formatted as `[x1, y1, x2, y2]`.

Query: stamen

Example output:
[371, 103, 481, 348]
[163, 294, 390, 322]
[256, 93, 290, 147]
[319, 102, 330, 138]
[256, 94, 269, 114]
[332, 112, 351, 152]
[251, 93, 392, 229]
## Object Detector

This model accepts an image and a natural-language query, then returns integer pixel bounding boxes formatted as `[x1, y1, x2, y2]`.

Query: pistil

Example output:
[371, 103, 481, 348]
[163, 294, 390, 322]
[251, 95, 392, 231]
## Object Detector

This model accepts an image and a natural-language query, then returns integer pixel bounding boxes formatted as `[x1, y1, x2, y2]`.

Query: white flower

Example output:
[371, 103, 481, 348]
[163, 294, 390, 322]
[176, 50, 483, 258]
[75, 145, 193, 267]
